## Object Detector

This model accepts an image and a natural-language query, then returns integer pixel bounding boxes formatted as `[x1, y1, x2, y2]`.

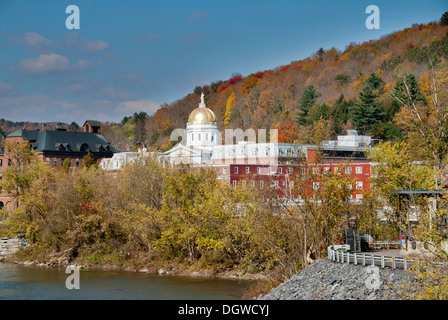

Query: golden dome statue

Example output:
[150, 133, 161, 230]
[187, 93, 217, 125]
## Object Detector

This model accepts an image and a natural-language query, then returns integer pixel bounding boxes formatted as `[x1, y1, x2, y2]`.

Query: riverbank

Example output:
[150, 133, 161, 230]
[257, 258, 411, 300]
[3, 248, 268, 282]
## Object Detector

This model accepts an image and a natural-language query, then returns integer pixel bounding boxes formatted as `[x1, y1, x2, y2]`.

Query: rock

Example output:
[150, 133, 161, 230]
[257, 258, 409, 300]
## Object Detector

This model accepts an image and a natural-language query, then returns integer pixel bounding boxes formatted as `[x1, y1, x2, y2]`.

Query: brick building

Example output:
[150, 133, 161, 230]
[0, 122, 117, 211]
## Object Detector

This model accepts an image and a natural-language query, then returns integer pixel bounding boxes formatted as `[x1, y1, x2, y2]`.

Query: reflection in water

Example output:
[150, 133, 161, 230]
[0, 263, 254, 300]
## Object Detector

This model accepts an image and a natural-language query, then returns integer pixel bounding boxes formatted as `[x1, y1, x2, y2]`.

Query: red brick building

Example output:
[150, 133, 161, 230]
[0, 122, 116, 211]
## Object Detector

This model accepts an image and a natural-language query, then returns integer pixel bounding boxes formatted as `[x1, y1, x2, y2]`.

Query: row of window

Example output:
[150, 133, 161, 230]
[0, 159, 16, 167]
[232, 179, 364, 190]
[190, 133, 216, 142]
[46, 157, 81, 167]
[227, 165, 365, 175]
[215, 147, 295, 158]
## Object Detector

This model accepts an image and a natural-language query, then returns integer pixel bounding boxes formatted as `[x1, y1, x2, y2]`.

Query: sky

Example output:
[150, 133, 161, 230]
[0, 0, 446, 124]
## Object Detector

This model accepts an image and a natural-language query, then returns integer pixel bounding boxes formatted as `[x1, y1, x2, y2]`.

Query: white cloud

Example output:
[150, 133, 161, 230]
[14, 53, 71, 74]
[0, 81, 14, 94]
[188, 11, 208, 22]
[12, 53, 98, 75]
[64, 33, 110, 51]
[117, 100, 160, 114]
[23, 32, 52, 51]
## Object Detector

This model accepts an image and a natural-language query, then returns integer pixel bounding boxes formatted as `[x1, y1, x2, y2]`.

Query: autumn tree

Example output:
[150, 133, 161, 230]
[224, 92, 236, 127]
[392, 64, 448, 171]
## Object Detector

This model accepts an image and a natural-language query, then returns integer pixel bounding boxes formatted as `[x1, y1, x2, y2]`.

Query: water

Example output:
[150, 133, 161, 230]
[0, 263, 255, 300]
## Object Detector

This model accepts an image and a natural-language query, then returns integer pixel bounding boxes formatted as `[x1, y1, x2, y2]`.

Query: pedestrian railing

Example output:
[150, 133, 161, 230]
[327, 245, 416, 271]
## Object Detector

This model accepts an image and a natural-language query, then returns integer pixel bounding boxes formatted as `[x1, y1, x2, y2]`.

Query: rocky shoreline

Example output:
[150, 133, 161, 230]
[2, 254, 266, 282]
[257, 258, 410, 300]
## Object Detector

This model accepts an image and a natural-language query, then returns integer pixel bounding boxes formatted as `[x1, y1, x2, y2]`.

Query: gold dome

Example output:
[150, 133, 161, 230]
[187, 106, 217, 125]
[187, 93, 217, 125]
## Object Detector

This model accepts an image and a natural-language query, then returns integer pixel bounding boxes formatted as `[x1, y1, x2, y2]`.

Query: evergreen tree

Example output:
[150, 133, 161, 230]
[68, 122, 80, 132]
[352, 73, 384, 134]
[441, 11, 448, 26]
[393, 73, 426, 107]
[296, 85, 321, 126]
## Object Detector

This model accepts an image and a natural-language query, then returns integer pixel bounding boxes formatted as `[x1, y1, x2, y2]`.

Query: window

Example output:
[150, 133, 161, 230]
[245, 167, 250, 174]
[356, 166, 363, 174]
[76, 158, 80, 167]
[252, 148, 257, 156]
[356, 194, 363, 199]
[191, 133, 194, 141]
[334, 167, 340, 174]
[233, 180, 237, 188]
[274, 181, 279, 189]
[198, 133, 201, 141]
[251, 180, 255, 187]
[234, 167, 238, 174]
[223, 167, 227, 175]
[323, 167, 330, 174]
[0, 159, 2, 166]
[287, 148, 292, 156]
[288, 167, 293, 174]
[313, 167, 319, 174]
[356, 181, 363, 189]
[53, 158, 58, 166]
[0, 173, 2, 180]
[205, 133, 208, 141]
[8, 159, 12, 167]
[257, 167, 261, 174]
[242, 180, 247, 186]
[290, 181, 294, 188]
[80, 144, 89, 152]
[279, 167, 282, 174]
[46, 158, 50, 165]
[265, 148, 270, 156]
[260, 180, 264, 188]
[300, 167, 306, 175]
[345, 167, 352, 174]
[313, 182, 320, 190]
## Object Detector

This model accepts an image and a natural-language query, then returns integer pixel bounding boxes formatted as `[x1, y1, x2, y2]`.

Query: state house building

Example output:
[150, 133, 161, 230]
[0, 121, 116, 211]
[102, 94, 376, 201]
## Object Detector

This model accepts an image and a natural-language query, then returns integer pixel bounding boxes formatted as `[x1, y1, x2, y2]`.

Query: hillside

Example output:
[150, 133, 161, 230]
[0, 119, 72, 137]
[121, 20, 446, 151]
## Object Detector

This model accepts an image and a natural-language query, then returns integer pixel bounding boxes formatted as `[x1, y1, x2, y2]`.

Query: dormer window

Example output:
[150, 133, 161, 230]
[80, 143, 89, 152]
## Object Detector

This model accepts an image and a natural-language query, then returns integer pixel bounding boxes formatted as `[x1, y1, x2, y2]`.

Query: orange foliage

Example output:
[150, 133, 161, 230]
[277, 121, 298, 143]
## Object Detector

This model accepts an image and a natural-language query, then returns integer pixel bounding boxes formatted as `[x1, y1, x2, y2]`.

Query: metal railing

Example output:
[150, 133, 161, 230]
[327, 245, 416, 271]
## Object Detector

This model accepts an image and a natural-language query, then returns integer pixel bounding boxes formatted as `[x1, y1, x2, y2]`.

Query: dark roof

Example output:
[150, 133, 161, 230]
[4, 129, 117, 154]
[7, 129, 39, 140]
[83, 120, 102, 127]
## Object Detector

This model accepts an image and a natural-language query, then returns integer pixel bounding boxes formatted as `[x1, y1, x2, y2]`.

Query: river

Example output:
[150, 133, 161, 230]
[0, 262, 255, 300]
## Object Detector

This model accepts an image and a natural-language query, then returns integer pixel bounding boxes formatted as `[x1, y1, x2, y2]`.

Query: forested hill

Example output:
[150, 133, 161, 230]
[122, 20, 447, 151]
[4, 20, 448, 151]
[0, 119, 72, 137]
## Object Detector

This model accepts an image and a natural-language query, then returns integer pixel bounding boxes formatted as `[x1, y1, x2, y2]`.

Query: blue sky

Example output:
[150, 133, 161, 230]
[0, 0, 446, 124]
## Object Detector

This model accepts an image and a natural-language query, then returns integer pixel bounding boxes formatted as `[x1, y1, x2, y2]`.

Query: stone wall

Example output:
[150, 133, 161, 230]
[258, 258, 410, 300]
[0, 236, 28, 258]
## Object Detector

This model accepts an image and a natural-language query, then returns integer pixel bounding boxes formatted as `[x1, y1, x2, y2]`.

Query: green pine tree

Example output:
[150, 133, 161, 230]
[352, 74, 384, 134]
[296, 85, 321, 126]
[393, 73, 427, 107]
